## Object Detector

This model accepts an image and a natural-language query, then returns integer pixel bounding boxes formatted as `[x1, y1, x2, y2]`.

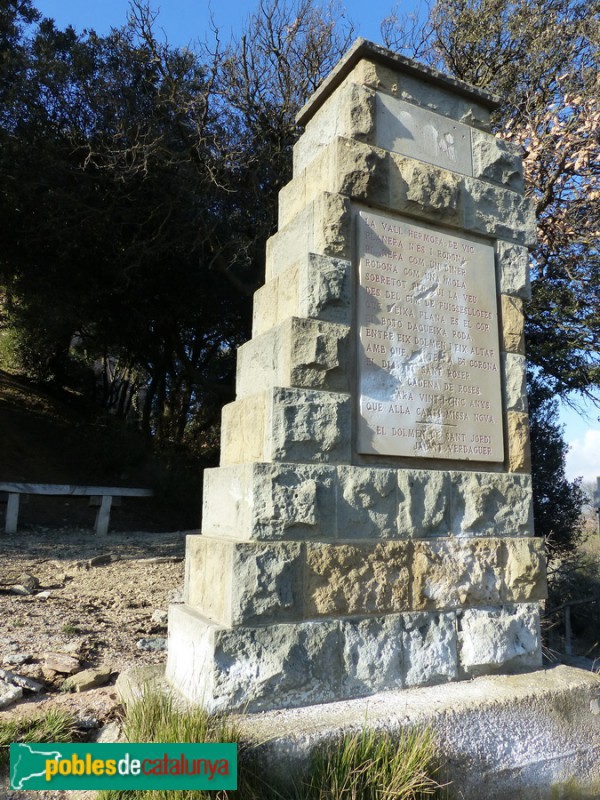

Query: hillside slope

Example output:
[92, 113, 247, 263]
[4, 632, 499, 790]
[0, 370, 200, 531]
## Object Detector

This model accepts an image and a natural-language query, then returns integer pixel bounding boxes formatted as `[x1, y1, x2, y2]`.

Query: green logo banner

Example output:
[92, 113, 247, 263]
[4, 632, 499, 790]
[10, 742, 237, 790]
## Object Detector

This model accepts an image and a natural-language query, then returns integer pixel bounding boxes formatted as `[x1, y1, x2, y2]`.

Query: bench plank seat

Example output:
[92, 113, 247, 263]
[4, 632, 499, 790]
[0, 483, 153, 535]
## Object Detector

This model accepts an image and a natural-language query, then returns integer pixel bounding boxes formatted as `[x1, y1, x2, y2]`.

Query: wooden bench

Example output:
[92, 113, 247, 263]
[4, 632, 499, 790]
[0, 483, 153, 536]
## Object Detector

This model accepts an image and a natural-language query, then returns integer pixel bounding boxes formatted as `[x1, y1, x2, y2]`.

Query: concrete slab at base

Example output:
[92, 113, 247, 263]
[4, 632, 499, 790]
[117, 664, 600, 800]
[238, 665, 600, 800]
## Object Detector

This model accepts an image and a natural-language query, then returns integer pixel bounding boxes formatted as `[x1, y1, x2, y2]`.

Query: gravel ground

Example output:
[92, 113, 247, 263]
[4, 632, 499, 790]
[0, 527, 188, 800]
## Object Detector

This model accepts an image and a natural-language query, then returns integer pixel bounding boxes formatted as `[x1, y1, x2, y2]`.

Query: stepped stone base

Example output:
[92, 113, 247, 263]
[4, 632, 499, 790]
[165, 602, 542, 713]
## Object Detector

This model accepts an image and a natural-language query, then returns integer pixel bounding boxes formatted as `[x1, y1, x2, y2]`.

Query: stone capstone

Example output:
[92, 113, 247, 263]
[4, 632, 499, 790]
[351, 57, 493, 131]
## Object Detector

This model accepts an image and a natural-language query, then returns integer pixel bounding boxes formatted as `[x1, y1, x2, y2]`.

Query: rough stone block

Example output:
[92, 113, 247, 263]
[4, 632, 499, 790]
[285, 138, 390, 226]
[266, 193, 351, 280]
[185, 536, 303, 626]
[506, 412, 532, 473]
[166, 605, 341, 712]
[252, 277, 286, 337]
[451, 472, 533, 536]
[458, 604, 542, 676]
[278, 176, 308, 229]
[220, 388, 352, 466]
[287, 136, 469, 231]
[464, 178, 536, 245]
[266, 205, 311, 280]
[500, 295, 525, 353]
[294, 81, 376, 174]
[341, 615, 404, 697]
[412, 539, 503, 610]
[252, 255, 352, 338]
[270, 387, 352, 464]
[220, 393, 266, 465]
[388, 152, 463, 225]
[503, 353, 527, 412]
[237, 317, 350, 398]
[397, 470, 451, 536]
[333, 138, 389, 203]
[503, 538, 547, 602]
[353, 59, 492, 130]
[337, 466, 399, 539]
[166, 605, 215, 706]
[496, 241, 531, 299]
[299, 254, 352, 325]
[402, 612, 459, 686]
[304, 541, 411, 617]
[231, 541, 303, 626]
[202, 463, 337, 541]
[472, 129, 524, 191]
[184, 536, 232, 622]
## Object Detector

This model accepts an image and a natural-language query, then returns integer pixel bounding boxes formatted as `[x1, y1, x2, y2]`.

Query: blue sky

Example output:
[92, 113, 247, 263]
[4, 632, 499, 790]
[33, 0, 406, 46]
[31, 0, 600, 488]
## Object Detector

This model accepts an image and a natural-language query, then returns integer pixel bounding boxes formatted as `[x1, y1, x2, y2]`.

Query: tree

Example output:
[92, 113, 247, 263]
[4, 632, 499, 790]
[528, 373, 585, 565]
[383, 0, 600, 405]
[0, 9, 250, 441]
[0, 0, 353, 452]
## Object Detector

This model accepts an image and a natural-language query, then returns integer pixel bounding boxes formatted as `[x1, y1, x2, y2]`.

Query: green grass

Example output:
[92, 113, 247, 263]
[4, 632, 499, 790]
[297, 726, 443, 800]
[0, 709, 77, 770]
[0, 689, 446, 799]
[98, 690, 445, 800]
[98, 690, 276, 800]
[61, 623, 82, 636]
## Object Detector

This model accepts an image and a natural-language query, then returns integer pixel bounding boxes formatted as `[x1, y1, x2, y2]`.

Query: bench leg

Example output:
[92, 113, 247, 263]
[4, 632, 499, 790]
[5, 493, 20, 534]
[95, 495, 113, 536]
